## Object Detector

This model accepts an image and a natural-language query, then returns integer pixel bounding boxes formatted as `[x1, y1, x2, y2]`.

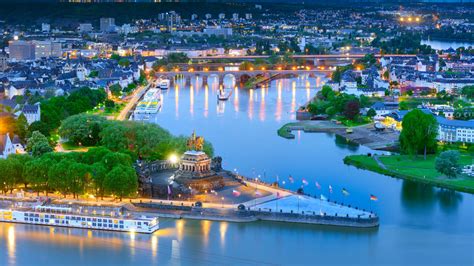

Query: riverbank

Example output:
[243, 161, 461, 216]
[344, 154, 474, 194]
[278, 121, 399, 150]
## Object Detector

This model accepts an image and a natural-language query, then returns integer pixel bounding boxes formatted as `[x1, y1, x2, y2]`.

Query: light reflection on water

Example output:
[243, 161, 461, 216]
[2, 74, 473, 265]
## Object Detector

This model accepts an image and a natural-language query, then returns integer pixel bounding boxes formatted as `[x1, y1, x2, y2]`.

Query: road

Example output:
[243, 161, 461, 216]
[189, 54, 448, 60]
[116, 83, 151, 121]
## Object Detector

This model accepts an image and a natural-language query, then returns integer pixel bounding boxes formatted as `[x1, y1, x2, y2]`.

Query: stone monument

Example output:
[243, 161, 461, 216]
[173, 131, 224, 192]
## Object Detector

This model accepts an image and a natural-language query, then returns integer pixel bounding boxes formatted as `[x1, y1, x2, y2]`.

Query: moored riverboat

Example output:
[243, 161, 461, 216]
[0, 205, 159, 234]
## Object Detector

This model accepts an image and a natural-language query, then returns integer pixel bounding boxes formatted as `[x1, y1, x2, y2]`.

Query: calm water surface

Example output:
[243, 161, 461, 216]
[1, 75, 473, 265]
[421, 39, 474, 50]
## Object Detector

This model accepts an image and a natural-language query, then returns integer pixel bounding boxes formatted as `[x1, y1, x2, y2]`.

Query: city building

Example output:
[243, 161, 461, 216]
[8, 41, 35, 61]
[79, 23, 93, 33]
[21, 103, 41, 125]
[100, 18, 116, 32]
[33, 40, 62, 59]
[245, 13, 253, 20]
[232, 13, 239, 20]
[203, 27, 233, 37]
[219, 13, 225, 19]
[437, 117, 474, 143]
[0, 50, 8, 71]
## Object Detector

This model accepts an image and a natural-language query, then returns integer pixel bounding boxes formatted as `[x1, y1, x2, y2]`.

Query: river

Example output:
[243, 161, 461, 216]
[421, 39, 474, 50]
[1, 75, 473, 265]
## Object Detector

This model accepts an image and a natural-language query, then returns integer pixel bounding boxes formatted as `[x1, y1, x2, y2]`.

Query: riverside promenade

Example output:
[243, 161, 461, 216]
[0, 177, 379, 228]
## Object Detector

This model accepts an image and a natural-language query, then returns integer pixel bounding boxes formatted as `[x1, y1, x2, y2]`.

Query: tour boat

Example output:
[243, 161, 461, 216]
[159, 79, 171, 90]
[134, 88, 162, 115]
[217, 88, 232, 101]
[0, 205, 159, 234]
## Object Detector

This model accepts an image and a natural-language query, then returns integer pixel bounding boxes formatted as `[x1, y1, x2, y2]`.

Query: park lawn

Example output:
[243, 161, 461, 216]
[336, 116, 372, 127]
[344, 154, 474, 194]
[61, 141, 92, 152]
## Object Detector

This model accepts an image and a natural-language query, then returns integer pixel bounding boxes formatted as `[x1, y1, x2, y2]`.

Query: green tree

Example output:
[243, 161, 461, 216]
[48, 159, 73, 197]
[59, 114, 106, 146]
[28, 121, 50, 138]
[399, 109, 438, 159]
[26, 131, 53, 157]
[118, 58, 130, 67]
[24, 156, 53, 195]
[91, 162, 107, 199]
[320, 85, 335, 100]
[6, 154, 32, 188]
[15, 113, 29, 142]
[104, 165, 138, 201]
[399, 101, 409, 110]
[367, 108, 377, 118]
[109, 84, 122, 97]
[68, 162, 90, 198]
[461, 85, 474, 99]
[435, 150, 460, 178]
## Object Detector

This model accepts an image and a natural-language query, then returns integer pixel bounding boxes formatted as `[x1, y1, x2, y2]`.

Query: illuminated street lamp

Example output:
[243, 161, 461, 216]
[168, 154, 179, 164]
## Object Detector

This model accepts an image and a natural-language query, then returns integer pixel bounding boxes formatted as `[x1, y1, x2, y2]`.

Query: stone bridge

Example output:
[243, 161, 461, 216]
[155, 69, 332, 86]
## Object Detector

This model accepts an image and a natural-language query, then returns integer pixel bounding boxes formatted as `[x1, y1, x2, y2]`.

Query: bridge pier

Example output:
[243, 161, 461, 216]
[218, 75, 224, 86]
[185, 75, 191, 86]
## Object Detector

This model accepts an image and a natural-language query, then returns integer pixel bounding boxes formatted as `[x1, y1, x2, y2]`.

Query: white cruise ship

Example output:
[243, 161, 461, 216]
[0, 205, 159, 234]
[134, 88, 162, 115]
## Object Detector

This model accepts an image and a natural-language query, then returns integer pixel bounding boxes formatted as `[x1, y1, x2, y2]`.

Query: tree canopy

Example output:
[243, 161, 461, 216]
[59, 114, 106, 146]
[399, 109, 438, 159]
[26, 131, 53, 157]
[435, 150, 461, 178]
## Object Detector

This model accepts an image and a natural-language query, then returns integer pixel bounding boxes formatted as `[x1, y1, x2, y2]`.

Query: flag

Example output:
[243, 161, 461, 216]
[370, 194, 378, 201]
[320, 194, 327, 201]
[302, 178, 308, 186]
[167, 185, 172, 195]
[232, 190, 241, 197]
[289, 175, 294, 183]
[329, 185, 333, 194]
[342, 188, 350, 196]
[315, 182, 321, 189]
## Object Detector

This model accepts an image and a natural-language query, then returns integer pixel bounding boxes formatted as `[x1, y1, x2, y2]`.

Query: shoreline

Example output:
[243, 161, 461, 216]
[344, 155, 474, 194]
[277, 121, 398, 151]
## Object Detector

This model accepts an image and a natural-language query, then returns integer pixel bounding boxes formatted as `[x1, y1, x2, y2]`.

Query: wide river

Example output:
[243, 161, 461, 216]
[1, 75, 473, 265]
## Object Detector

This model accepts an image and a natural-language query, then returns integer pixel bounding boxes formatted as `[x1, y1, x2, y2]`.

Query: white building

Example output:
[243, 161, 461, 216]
[21, 103, 41, 125]
[33, 40, 62, 59]
[437, 117, 474, 143]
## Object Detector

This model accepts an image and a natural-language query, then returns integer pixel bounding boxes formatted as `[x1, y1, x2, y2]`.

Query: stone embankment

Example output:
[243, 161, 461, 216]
[128, 201, 379, 228]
